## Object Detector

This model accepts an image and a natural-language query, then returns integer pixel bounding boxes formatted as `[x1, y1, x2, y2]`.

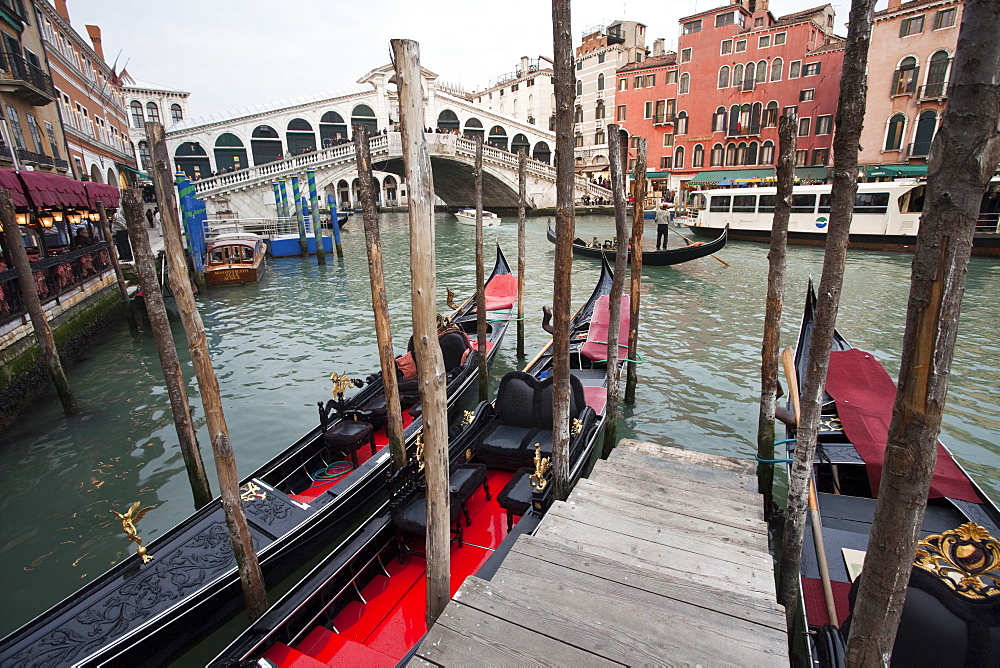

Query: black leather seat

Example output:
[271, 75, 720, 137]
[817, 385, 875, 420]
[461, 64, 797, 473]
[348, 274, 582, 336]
[479, 372, 537, 469]
[449, 463, 491, 526]
[321, 420, 375, 468]
[496, 466, 533, 531]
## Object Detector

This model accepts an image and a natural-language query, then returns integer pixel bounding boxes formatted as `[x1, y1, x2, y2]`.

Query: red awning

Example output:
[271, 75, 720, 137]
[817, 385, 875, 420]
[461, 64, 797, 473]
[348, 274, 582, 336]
[84, 182, 121, 209]
[0, 169, 28, 207]
[17, 170, 89, 208]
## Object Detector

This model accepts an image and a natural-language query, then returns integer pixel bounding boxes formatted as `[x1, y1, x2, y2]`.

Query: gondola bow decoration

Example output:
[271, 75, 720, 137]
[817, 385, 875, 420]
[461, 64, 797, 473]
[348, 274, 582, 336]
[914, 523, 1000, 600]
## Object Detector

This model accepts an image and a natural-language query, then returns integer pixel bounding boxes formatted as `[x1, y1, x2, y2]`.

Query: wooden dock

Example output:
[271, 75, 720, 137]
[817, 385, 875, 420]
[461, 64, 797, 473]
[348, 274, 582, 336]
[410, 439, 787, 666]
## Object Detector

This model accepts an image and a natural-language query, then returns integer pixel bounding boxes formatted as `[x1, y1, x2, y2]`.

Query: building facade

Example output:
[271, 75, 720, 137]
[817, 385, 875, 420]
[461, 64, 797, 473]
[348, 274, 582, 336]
[34, 0, 136, 186]
[0, 0, 69, 174]
[123, 77, 191, 173]
[473, 55, 555, 137]
[858, 0, 961, 175]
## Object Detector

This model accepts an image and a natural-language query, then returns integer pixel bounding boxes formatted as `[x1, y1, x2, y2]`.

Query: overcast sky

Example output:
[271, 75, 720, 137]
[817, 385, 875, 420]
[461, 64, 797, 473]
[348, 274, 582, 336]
[66, 0, 862, 121]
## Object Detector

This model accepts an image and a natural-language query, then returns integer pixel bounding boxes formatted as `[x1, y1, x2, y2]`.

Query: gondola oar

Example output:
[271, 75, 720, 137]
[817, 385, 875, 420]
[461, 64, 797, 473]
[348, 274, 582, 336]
[781, 346, 840, 629]
[668, 224, 730, 267]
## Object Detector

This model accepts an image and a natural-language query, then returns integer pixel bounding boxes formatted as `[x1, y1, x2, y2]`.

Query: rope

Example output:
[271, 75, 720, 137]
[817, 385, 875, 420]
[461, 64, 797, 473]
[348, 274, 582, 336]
[588, 350, 645, 364]
[757, 438, 795, 464]
[311, 461, 353, 486]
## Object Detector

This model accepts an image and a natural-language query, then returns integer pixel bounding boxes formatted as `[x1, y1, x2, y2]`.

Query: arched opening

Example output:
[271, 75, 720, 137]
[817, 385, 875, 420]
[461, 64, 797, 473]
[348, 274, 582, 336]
[733, 64, 744, 87]
[693, 144, 704, 168]
[130, 101, 144, 128]
[510, 133, 530, 155]
[912, 110, 936, 156]
[286, 118, 316, 155]
[532, 141, 551, 164]
[597, 73, 605, 90]
[214, 132, 249, 171]
[464, 117, 484, 140]
[924, 50, 950, 97]
[106, 167, 116, 186]
[138, 141, 151, 170]
[118, 170, 129, 189]
[674, 146, 685, 169]
[170, 103, 183, 124]
[595, 100, 605, 120]
[764, 100, 779, 127]
[90, 164, 103, 183]
[146, 101, 160, 124]
[576, 80, 582, 96]
[711, 143, 724, 166]
[679, 73, 690, 94]
[718, 66, 730, 89]
[725, 143, 736, 166]
[383, 175, 398, 205]
[174, 141, 211, 180]
[761, 140, 775, 164]
[337, 179, 350, 209]
[893, 56, 919, 96]
[746, 141, 759, 165]
[487, 125, 508, 151]
[770, 58, 783, 82]
[251, 125, 283, 165]
[437, 109, 459, 133]
[756, 60, 767, 84]
[320, 111, 348, 147]
[351, 104, 378, 137]
[885, 113, 906, 151]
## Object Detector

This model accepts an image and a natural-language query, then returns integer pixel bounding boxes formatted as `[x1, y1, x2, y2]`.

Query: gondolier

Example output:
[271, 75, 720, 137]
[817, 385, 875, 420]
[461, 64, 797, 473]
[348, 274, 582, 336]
[112, 210, 133, 262]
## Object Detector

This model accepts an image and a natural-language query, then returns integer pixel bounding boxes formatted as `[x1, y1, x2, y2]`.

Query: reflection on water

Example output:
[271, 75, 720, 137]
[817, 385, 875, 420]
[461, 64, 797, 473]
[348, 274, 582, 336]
[0, 211, 997, 636]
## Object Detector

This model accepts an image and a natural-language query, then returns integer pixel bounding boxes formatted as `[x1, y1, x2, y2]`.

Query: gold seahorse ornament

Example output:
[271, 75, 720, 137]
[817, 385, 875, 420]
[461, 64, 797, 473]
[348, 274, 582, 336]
[111, 501, 156, 563]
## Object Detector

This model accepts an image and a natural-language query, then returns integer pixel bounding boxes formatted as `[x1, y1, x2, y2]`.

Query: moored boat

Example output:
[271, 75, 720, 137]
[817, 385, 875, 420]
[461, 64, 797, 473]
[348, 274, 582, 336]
[785, 282, 1000, 666]
[209, 256, 625, 667]
[547, 223, 727, 266]
[454, 208, 501, 226]
[0, 246, 518, 668]
[204, 228, 267, 286]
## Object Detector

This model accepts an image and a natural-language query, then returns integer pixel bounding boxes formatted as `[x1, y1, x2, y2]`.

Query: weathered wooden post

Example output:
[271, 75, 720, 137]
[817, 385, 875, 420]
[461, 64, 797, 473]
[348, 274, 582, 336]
[326, 194, 345, 259]
[550, 0, 575, 500]
[290, 174, 309, 256]
[122, 188, 212, 509]
[147, 121, 268, 620]
[516, 149, 527, 358]
[306, 168, 326, 265]
[474, 136, 488, 402]
[0, 189, 77, 414]
[756, 109, 796, 514]
[624, 137, 646, 405]
[778, 0, 877, 615]
[603, 125, 630, 457]
[353, 125, 406, 469]
[96, 200, 138, 334]
[847, 1, 1000, 661]
[392, 37, 451, 628]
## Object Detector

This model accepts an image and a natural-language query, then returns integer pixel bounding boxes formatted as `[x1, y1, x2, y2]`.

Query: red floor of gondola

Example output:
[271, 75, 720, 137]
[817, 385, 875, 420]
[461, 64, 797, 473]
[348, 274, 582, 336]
[279, 469, 515, 665]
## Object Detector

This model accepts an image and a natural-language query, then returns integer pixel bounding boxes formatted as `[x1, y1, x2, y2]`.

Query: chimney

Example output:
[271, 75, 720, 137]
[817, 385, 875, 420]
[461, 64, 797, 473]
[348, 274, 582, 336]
[653, 38, 665, 57]
[85, 25, 104, 60]
[520, 56, 530, 76]
[54, 0, 70, 22]
[887, 0, 902, 8]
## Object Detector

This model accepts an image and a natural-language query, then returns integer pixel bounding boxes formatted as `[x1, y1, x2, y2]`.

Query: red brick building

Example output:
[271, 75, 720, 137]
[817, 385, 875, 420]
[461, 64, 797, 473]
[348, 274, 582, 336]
[618, 1, 845, 197]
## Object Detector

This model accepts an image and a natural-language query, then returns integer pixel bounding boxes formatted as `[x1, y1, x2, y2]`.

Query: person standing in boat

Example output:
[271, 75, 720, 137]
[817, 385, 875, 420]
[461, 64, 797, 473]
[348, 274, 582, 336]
[112, 209, 133, 262]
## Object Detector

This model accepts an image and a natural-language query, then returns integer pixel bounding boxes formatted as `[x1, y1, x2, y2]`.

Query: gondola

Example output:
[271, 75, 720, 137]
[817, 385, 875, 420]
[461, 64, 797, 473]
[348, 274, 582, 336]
[786, 281, 1000, 667]
[546, 224, 727, 266]
[0, 246, 519, 668]
[209, 256, 624, 667]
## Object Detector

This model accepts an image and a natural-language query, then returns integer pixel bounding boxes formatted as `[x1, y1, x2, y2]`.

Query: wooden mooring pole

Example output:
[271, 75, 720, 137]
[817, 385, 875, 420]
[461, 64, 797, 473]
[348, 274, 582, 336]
[474, 136, 488, 402]
[96, 201, 138, 334]
[290, 174, 308, 256]
[306, 168, 326, 265]
[392, 37, 451, 628]
[353, 125, 406, 469]
[516, 149, 527, 358]
[624, 137, 646, 405]
[147, 121, 268, 620]
[0, 189, 77, 414]
[122, 188, 212, 509]
[603, 125, 630, 457]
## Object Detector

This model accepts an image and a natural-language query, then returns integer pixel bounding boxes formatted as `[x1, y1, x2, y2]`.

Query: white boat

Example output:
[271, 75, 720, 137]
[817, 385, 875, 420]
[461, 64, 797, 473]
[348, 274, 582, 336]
[454, 208, 501, 226]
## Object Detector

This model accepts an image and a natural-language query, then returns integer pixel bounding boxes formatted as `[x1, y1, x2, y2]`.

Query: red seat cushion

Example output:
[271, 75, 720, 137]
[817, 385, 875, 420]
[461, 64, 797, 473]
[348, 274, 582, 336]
[581, 295, 630, 362]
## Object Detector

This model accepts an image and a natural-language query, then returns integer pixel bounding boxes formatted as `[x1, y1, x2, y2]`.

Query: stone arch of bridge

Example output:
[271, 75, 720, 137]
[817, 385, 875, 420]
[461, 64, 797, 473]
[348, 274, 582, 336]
[370, 156, 521, 208]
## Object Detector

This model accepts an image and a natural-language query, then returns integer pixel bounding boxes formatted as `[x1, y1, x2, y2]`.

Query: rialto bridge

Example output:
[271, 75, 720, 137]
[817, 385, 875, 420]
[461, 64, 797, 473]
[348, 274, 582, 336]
[164, 64, 610, 219]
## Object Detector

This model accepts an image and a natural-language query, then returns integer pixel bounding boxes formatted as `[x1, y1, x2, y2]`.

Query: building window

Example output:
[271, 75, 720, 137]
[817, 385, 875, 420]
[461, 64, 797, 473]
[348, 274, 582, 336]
[733, 64, 744, 87]
[634, 75, 643, 89]
[725, 143, 736, 166]
[146, 102, 160, 123]
[800, 89, 815, 102]
[574, 134, 583, 148]
[25, 114, 45, 154]
[802, 62, 821, 76]
[630, 137, 642, 148]
[676, 111, 688, 134]
[711, 143, 724, 166]
[597, 73, 605, 90]
[755, 17, 765, 27]
[784, 105, 798, 117]
[576, 61, 583, 71]
[693, 144, 704, 167]
[761, 141, 775, 164]
[900, 15, 924, 37]
[756, 60, 767, 84]
[763, 101, 779, 127]
[665, 70, 677, 84]
[681, 48, 692, 63]
[576, 80, 582, 96]
[774, 32, 786, 45]
[674, 146, 685, 169]
[795, 149, 808, 166]
[789, 61, 801, 78]
[885, 113, 906, 150]
[759, 35, 771, 48]
[595, 100, 605, 120]
[44, 121, 60, 157]
[646, 74, 656, 87]
[716, 11, 736, 27]
[934, 8, 957, 29]
[924, 50, 950, 97]
[594, 129, 605, 145]
[679, 73, 690, 94]
[735, 39, 747, 52]
[721, 39, 733, 55]
[815, 115, 833, 135]
[138, 140, 152, 170]
[618, 78, 628, 91]
[616, 105, 626, 121]
[798, 117, 811, 137]
[745, 62, 756, 88]
[713, 107, 727, 132]
[718, 66, 730, 88]
[575, 105, 583, 123]
[683, 19, 702, 34]
[812, 148, 829, 165]
[659, 155, 672, 169]
[770, 58, 783, 81]
[170, 104, 183, 123]
[663, 133, 674, 147]
[5, 106, 25, 149]
[130, 101, 144, 128]
[511, 83, 518, 92]
[598, 52, 606, 63]
[893, 56, 919, 95]
[644, 101, 653, 119]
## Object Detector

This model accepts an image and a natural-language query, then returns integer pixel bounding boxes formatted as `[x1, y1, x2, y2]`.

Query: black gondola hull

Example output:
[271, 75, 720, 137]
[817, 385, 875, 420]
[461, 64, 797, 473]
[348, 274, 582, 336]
[547, 225, 727, 265]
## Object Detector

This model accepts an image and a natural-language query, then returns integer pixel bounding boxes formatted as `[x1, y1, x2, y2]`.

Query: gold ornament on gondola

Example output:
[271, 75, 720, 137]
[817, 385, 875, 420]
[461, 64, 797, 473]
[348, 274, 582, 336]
[445, 287, 458, 310]
[414, 432, 425, 472]
[240, 481, 267, 502]
[462, 410, 476, 426]
[111, 501, 156, 564]
[529, 444, 550, 491]
[572, 418, 583, 436]
[436, 313, 452, 330]
[818, 416, 843, 433]
[913, 522, 1000, 599]
[329, 372, 357, 399]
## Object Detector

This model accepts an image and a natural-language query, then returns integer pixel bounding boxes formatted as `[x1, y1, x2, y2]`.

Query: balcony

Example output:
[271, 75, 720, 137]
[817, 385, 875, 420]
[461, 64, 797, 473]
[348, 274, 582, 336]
[0, 52, 56, 105]
[918, 82, 947, 100]
[17, 149, 54, 168]
[54, 158, 69, 171]
[907, 141, 932, 158]
[653, 113, 676, 126]
[606, 23, 625, 45]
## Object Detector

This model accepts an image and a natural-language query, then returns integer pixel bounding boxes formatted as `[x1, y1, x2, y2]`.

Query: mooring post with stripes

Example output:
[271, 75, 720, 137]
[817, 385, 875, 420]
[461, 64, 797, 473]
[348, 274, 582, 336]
[289, 174, 308, 256]
[270, 181, 282, 221]
[277, 178, 289, 220]
[306, 168, 326, 265]
[326, 195, 344, 258]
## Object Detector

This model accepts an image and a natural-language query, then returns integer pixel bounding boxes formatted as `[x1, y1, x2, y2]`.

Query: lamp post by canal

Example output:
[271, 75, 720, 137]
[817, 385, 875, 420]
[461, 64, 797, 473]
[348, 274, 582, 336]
[290, 174, 308, 256]
[306, 168, 325, 265]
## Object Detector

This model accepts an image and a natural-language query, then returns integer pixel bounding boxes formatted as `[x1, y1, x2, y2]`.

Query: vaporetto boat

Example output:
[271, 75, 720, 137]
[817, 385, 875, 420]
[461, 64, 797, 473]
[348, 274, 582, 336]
[685, 179, 1000, 256]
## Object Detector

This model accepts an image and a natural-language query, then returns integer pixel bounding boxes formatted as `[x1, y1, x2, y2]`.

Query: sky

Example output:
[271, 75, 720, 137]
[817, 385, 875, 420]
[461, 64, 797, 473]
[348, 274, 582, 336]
[66, 0, 862, 121]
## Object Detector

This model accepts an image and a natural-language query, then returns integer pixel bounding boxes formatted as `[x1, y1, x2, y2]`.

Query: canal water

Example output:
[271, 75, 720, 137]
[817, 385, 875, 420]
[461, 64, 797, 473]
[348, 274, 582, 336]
[1, 212, 997, 639]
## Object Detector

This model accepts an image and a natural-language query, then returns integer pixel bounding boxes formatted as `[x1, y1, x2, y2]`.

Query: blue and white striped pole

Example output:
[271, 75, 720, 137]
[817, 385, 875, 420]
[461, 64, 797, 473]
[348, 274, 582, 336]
[290, 174, 308, 255]
[326, 194, 343, 258]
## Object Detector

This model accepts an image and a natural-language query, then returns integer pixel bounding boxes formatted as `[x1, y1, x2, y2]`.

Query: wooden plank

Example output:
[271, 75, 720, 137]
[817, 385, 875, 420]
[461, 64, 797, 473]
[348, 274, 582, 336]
[588, 464, 758, 513]
[599, 451, 759, 501]
[451, 576, 660, 664]
[569, 479, 770, 553]
[577, 472, 768, 537]
[618, 439, 757, 476]
[608, 447, 759, 493]
[544, 494, 773, 573]
[493, 550, 786, 664]
[417, 600, 618, 666]
[537, 508, 776, 597]
[512, 535, 785, 629]
[406, 655, 441, 667]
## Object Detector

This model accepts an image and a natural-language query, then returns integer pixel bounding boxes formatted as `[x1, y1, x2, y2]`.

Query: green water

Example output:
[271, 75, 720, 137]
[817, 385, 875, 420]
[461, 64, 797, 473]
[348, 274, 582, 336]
[1, 212, 997, 637]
